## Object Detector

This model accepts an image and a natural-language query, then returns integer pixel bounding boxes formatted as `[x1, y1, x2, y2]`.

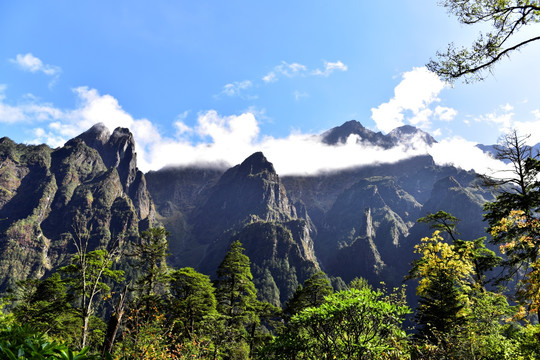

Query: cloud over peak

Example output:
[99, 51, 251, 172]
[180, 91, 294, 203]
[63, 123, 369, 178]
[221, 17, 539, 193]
[370, 67, 449, 133]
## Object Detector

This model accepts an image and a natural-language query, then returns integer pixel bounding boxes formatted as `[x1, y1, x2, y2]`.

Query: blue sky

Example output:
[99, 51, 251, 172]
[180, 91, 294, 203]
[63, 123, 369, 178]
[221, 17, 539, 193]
[1, 1, 540, 174]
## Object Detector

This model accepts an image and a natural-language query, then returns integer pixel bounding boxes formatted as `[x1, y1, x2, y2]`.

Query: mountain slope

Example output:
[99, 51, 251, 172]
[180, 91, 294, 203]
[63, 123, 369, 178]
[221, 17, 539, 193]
[0, 124, 155, 290]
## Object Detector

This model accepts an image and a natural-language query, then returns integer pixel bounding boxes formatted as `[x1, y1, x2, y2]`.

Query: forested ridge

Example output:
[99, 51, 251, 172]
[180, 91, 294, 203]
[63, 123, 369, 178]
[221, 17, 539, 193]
[0, 130, 539, 359]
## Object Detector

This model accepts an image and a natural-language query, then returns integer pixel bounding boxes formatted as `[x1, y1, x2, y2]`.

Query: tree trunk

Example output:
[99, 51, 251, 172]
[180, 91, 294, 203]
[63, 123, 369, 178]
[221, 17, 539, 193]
[102, 284, 129, 355]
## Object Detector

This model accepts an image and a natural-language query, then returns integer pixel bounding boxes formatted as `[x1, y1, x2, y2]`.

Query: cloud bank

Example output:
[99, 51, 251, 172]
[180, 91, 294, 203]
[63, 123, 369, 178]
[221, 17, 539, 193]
[7, 84, 505, 176]
[4, 64, 536, 177]
[371, 67, 452, 133]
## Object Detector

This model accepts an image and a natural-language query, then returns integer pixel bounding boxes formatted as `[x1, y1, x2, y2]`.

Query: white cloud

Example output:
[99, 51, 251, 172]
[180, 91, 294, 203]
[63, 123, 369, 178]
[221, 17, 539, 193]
[262, 62, 308, 83]
[174, 111, 191, 136]
[220, 80, 253, 98]
[10, 53, 61, 87]
[474, 106, 514, 133]
[512, 120, 540, 145]
[0, 85, 61, 124]
[293, 90, 309, 101]
[435, 106, 457, 122]
[312, 61, 348, 76]
[501, 103, 514, 112]
[262, 60, 347, 83]
[428, 136, 508, 175]
[371, 67, 448, 133]
[262, 72, 277, 83]
[1, 84, 509, 176]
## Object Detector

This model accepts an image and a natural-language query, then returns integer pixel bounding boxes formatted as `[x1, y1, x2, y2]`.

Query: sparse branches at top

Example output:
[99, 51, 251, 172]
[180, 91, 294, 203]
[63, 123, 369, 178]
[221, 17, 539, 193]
[428, 0, 540, 83]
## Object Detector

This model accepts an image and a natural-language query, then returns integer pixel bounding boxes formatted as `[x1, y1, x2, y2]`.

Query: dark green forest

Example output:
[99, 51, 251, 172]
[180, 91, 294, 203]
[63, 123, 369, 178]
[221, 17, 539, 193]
[1, 131, 540, 359]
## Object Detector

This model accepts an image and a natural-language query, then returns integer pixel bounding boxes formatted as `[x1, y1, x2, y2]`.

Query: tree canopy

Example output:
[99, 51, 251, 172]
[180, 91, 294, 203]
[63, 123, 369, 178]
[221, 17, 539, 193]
[427, 0, 540, 83]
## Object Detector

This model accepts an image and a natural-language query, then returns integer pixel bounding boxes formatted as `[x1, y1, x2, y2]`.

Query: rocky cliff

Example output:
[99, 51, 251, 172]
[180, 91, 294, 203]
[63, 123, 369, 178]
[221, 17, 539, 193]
[0, 124, 155, 290]
[0, 121, 498, 307]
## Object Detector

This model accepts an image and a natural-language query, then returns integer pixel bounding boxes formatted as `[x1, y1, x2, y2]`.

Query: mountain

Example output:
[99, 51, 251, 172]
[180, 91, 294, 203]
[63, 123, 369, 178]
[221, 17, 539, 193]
[0, 121, 499, 307]
[145, 121, 496, 303]
[0, 123, 154, 290]
[321, 120, 436, 148]
[152, 151, 322, 306]
[477, 141, 540, 163]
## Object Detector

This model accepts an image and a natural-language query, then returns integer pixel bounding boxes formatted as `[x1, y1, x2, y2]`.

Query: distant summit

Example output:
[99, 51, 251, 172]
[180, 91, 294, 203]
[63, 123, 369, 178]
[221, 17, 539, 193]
[321, 120, 393, 148]
[321, 120, 436, 148]
[235, 151, 276, 177]
[388, 125, 437, 147]
[192, 151, 296, 244]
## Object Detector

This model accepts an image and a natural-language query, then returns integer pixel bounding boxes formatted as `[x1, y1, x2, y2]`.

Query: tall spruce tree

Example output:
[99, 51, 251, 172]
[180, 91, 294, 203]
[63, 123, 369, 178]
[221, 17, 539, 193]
[214, 240, 260, 358]
[132, 227, 171, 299]
[169, 267, 217, 339]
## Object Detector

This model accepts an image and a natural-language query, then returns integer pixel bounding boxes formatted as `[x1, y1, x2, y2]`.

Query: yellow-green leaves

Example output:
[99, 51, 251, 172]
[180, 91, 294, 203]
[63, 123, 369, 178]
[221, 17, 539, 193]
[413, 231, 474, 296]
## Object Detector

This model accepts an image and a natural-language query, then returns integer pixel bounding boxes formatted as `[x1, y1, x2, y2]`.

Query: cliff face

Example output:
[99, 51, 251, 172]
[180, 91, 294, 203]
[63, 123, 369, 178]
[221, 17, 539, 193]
[148, 152, 321, 305]
[0, 124, 155, 290]
[191, 152, 297, 244]
[0, 121, 498, 307]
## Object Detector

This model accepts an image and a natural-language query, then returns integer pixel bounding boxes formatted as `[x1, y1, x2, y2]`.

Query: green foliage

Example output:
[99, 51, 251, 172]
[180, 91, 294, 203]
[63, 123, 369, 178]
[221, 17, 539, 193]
[215, 240, 258, 322]
[409, 230, 474, 342]
[132, 227, 171, 299]
[428, 0, 540, 83]
[411, 289, 524, 359]
[348, 276, 372, 291]
[61, 248, 124, 349]
[418, 210, 460, 241]
[283, 271, 333, 320]
[214, 240, 261, 358]
[265, 287, 410, 359]
[0, 323, 97, 360]
[10, 273, 79, 344]
[114, 309, 183, 360]
[409, 213, 530, 358]
[483, 131, 540, 318]
[169, 267, 217, 339]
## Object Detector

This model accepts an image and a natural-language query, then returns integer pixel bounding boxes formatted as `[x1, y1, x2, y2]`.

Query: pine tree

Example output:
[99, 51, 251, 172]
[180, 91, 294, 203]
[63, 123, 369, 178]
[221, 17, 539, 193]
[214, 240, 259, 358]
[132, 227, 171, 299]
[169, 267, 217, 338]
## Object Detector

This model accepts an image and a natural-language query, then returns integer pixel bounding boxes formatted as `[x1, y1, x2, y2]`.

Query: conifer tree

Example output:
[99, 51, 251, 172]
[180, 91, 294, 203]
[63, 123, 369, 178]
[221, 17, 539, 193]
[132, 227, 171, 299]
[283, 271, 333, 320]
[169, 267, 217, 338]
[214, 240, 260, 358]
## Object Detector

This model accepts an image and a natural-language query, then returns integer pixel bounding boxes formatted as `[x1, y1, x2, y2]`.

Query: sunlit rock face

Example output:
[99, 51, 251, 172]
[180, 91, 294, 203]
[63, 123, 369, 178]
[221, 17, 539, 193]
[0, 124, 154, 291]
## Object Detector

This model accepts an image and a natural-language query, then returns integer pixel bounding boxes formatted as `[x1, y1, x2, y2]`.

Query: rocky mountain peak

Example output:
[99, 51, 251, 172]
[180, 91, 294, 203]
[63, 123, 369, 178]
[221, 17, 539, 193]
[388, 125, 437, 146]
[321, 120, 437, 149]
[192, 152, 296, 244]
[321, 120, 392, 148]
[76, 123, 111, 149]
[237, 151, 276, 177]
[74, 124, 152, 220]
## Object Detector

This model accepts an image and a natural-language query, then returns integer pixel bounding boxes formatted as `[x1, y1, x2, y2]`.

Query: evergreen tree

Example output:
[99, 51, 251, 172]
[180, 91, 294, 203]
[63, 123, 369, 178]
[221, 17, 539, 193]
[10, 273, 79, 342]
[283, 271, 333, 320]
[214, 240, 260, 358]
[132, 227, 171, 299]
[169, 267, 217, 339]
